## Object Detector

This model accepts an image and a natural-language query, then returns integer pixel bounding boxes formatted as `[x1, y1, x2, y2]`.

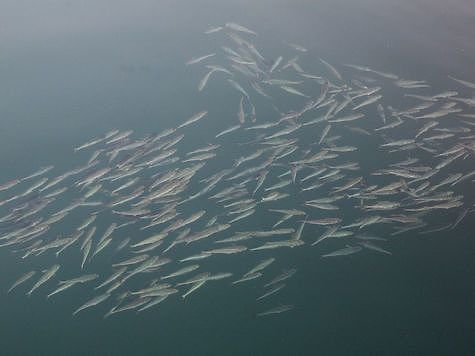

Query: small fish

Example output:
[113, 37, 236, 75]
[306, 218, 341, 226]
[244, 258, 275, 277]
[198, 69, 217, 91]
[215, 125, 241, 138]
[177, 111, 208, 129]
[182, 280, 206, 299]
[204, 26, 223, 34]
[264, 269, 297, 287]
[161, 265, 200, 280]
[225, 22, 257, 36]
[358, 241, 392, 255]
[186, 53, 216, 65]
[319, 58, 342, 81]
[238, 97, 246, 124]
[257, 304, 294, 317]
[8, 271, 36, 293]
[448, 76, 475, 89]
[257, 283, 286, 301]
[352, 95, 382, 110]
[27, 265, 60, 296]
[322, 245, 362, 257]
[228, 79, 250, 99]
[0, 179, 20, 192]
[285, 42, 307, 52]
[270, 56, 283, 73]
[73, 292, 111, 316]
[22, 166, 54, 181]
[232, 272, 263, 284]
[280, 86, 309, 98]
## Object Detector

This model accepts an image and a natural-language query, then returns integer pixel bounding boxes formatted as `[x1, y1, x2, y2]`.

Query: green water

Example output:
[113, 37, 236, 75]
[0, 0, 474, 355]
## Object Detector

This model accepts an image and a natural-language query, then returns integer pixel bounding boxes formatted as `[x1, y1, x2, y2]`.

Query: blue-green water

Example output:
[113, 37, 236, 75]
[1, 0, 475, 355]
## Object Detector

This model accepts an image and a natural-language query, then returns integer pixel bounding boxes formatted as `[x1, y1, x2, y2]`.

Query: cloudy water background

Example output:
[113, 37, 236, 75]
[0, 0, 474, 354]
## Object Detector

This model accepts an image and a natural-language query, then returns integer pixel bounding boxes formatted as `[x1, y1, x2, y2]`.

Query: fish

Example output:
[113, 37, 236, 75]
[0, 179, 21, 192]
[306, 218, 342, 226]
[184, 224, 231, 244]
[328, 113, 365, 123]
[285, 42, 307, 52]
[137, 295, 169, 312]
[204, 245, 248, 255]
[333, 177, 363, 193]
[352, 95, 382, 110]
[225, 22, 257, 36]
[232, 272, 263, 284]
[198, 69, 217, 91]
[319, 125, 332, 144]
[448, 76, 475, 89]
[47, 282, 78, 299]
[186, 53, 216, 65]
[270, 56, 283, 72]
[451, 208, 469, 230]
[8, 271, 36, 293]
[80, 239, 92, 269]
[216, 125, 241, 138]
[257, 283, 286, 301]
[204, 26, 223, 34]
[244, 258, 275, 277]
[358, 241, 392, 255]
[130, 233, 168, 248]
[1, 24, 475, 323]
[95, 268, 127, 290]
[182, 280, 206, 299]
[228, 209, 256, 224]
[186, 144, 220, 156]
[322, 245, 362, 257]
[161, 265, 200, 280]
[92, 238, 112, 257]
[112, 254, 150, 268]
[22, 166, 54, 181]
[238, 97, 246, 124]
[207, 272, 233, 281]
[48, 274, 98, 298]
[21, 177, 48, 196]
[264, 269, 297, 287]
[257, 304, 294, 317]
[73, 292, 111, 316]
[415, 121, 439, 138]
[105, 297, 151, 317]
[292, 217, 306, 240]
[311, 225, 340, 246]
[280, 85, 309, 98]
[27, 265, 60, 296]
[179, 253, 212, 263]
[177, 111, 208, 129]
[106, 130, 133, 145]
[319, 58, 343, 81]
[74, 137, 104, 152]
[228, 79, 250, 99]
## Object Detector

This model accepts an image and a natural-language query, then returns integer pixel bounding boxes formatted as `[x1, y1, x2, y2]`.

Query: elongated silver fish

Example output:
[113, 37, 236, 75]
[225, 22, 257, 36]
[177, 111, 208, 129]
[257, 304, 294, 317]
[257, 283, 286, 301]
[322, 245, 362, 257]
[186, 53, 216, 65]
[8, 271, 36, 293]
[27, 265, 60, 296]
[73, 292, 111, 316]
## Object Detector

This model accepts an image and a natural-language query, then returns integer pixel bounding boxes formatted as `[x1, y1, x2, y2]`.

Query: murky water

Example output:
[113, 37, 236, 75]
[0, 1, 474, 355]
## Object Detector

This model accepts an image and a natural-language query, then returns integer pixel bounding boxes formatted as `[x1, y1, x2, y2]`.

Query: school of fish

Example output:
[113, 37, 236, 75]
[1, 22, 475, 318]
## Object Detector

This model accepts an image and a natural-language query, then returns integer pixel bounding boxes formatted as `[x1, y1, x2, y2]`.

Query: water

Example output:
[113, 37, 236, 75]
[1, 0, 475, 354]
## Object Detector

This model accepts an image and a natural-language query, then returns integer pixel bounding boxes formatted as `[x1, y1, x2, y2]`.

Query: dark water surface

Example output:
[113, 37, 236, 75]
[1, 1, 474, 355]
